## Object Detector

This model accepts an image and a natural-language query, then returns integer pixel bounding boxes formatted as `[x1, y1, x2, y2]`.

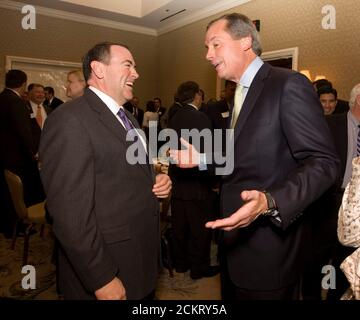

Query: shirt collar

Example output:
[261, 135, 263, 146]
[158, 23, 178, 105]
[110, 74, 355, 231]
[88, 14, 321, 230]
[89, 86, 122, 115]
[6, 88, 21, 97]
[239, 56, 264, 88]
[30, 100, 43, 108]
[188, 103, 198, 110]
[348, 110, 360, 127]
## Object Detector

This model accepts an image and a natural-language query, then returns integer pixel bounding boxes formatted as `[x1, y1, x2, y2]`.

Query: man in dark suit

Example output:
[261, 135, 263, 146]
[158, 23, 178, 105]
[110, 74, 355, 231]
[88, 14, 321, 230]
[44, 86, 64, 110]
[168, 81, 219, 279]
[206, 80, 236, 131]
[0, 70, 45, 235]
[154, 97, 166, 129]
[123, 96, 144, 126]
[302, 83, 360, 300]
[39, 42, 171, 300]
[206, 80, 236, 156]
[171, 13, 340, 300]
[26, 83, 52, 153]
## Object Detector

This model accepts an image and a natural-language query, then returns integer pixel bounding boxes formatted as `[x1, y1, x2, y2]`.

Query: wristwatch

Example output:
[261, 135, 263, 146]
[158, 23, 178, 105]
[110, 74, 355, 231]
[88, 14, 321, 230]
[261, 191, 277, 216]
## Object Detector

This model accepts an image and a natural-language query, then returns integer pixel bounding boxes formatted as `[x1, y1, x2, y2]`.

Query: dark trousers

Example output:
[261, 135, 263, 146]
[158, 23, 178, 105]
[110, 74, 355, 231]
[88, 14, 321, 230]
[0, 170, 17, 237]
[171, 198, 213, 273]
[302, 239, 353, 300]
[326, 245, 353, 300]
[219, 251, 300, 300]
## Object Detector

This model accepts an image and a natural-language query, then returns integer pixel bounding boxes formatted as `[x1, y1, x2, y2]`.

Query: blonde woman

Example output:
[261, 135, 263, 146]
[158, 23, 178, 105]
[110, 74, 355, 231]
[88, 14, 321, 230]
[338, 156, 360, 299]
[66, 70, 86, 99]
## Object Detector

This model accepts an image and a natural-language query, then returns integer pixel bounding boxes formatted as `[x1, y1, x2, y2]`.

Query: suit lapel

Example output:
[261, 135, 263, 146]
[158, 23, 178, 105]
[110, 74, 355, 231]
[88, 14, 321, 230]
[84, 89, 154, 181]
[124, 108, 155, 180]
[233, 63, 270, 142]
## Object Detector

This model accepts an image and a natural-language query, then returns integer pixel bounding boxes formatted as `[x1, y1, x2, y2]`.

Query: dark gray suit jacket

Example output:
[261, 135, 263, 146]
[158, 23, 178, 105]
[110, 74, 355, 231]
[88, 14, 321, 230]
[168, 104, 213, 200]
[0, 88, 44, 206]
[25, 102, 52, 153]
[39, 88, 160, 299]
[221, 63, 340, 290]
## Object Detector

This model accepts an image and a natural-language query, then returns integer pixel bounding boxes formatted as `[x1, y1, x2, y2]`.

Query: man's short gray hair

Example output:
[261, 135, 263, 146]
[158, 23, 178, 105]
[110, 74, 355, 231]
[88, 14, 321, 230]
[349, 83, 360, 108]
[207, 13, 262, 56]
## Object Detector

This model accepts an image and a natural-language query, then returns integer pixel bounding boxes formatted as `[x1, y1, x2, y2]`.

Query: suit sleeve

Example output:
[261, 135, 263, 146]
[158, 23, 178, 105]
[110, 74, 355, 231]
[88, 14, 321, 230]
[39, 111, 118, 292]
[269, 73, 341, 229]
[11, 99, 37, 157]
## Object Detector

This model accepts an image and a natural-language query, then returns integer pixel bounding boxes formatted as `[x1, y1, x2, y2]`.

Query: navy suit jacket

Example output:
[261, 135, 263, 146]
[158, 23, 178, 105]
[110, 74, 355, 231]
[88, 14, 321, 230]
[326, 112, 348, 183]
[220, 62, 340, 290]
[168, 104, 213, 200]
[45, 96, 64, 110]
[0, 88, 44, 206]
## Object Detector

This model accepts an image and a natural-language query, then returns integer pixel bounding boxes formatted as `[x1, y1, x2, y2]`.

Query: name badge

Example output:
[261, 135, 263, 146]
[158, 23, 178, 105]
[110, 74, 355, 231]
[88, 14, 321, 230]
[221, 111, 229, 118]
[30, 113, 35, 119]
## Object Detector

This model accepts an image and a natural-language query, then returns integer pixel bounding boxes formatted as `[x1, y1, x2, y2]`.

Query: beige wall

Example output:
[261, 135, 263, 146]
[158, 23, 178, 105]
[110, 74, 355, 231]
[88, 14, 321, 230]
[158, 0, 360, 106]
[1, 0, 359, 108]
[0, 7, 158, 108]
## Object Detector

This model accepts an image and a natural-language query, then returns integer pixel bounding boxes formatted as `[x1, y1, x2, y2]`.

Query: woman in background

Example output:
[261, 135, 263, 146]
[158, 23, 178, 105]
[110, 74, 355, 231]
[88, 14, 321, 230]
[65, 70, 86, 99]
[338, 156, 360, 300]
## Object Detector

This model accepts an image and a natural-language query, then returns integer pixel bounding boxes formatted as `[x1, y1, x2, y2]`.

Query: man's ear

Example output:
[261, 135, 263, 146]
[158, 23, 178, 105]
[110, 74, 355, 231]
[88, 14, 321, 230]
[90, 60, 104, 79]
[240, 36, 252, 51]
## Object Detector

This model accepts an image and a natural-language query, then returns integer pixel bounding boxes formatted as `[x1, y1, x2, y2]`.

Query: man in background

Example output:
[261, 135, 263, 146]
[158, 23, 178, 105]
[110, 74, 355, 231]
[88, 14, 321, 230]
[44, 86, 64, 110]
[171, 13, 340, 300]
[302, 83, 360, 300]
[318, 86, 338, 115]
[124, 95, 144, 126]
[0, 70, 45, 236]
[168, 81, 219, 280]
[313, 79, 349, 114]
[26, 83, 52, 152]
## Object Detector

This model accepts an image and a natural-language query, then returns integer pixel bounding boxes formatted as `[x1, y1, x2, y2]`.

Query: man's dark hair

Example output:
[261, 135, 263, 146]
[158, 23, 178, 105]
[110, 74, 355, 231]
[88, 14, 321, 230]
[176, 81, 200, 104]
[82, 41, 129, 82]
[44, 86, 54, 95]
[27, 83, 44, 91]
[313, 79, 333, 91]
[146, 100, 156, 112]
[5, 69, 27, 88]
[317, 85, 337, 99]
[199, 88, 205, 101]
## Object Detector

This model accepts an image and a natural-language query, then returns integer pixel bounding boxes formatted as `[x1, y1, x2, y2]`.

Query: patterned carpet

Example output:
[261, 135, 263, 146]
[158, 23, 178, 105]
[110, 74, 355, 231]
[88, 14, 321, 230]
[0, 226, 220, 300]
[0, 226, 57, 299]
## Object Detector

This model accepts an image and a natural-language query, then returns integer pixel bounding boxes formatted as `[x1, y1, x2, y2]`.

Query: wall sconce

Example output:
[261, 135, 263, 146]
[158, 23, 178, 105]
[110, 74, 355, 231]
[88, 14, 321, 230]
[300, 70, 326, 82]
[314, 75, 326, 81]
[300, 70, 311, 80]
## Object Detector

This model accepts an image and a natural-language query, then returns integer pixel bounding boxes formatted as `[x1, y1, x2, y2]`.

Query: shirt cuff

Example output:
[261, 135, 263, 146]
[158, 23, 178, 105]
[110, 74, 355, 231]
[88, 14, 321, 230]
[198, 153, 207, 171]
[270, 210, 282, 225]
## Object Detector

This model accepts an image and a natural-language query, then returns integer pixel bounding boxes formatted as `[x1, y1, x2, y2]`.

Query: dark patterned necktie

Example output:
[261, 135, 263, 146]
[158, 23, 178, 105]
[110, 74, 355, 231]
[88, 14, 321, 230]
[117, 108, 135, 131]
[117, 107, 147, 158]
